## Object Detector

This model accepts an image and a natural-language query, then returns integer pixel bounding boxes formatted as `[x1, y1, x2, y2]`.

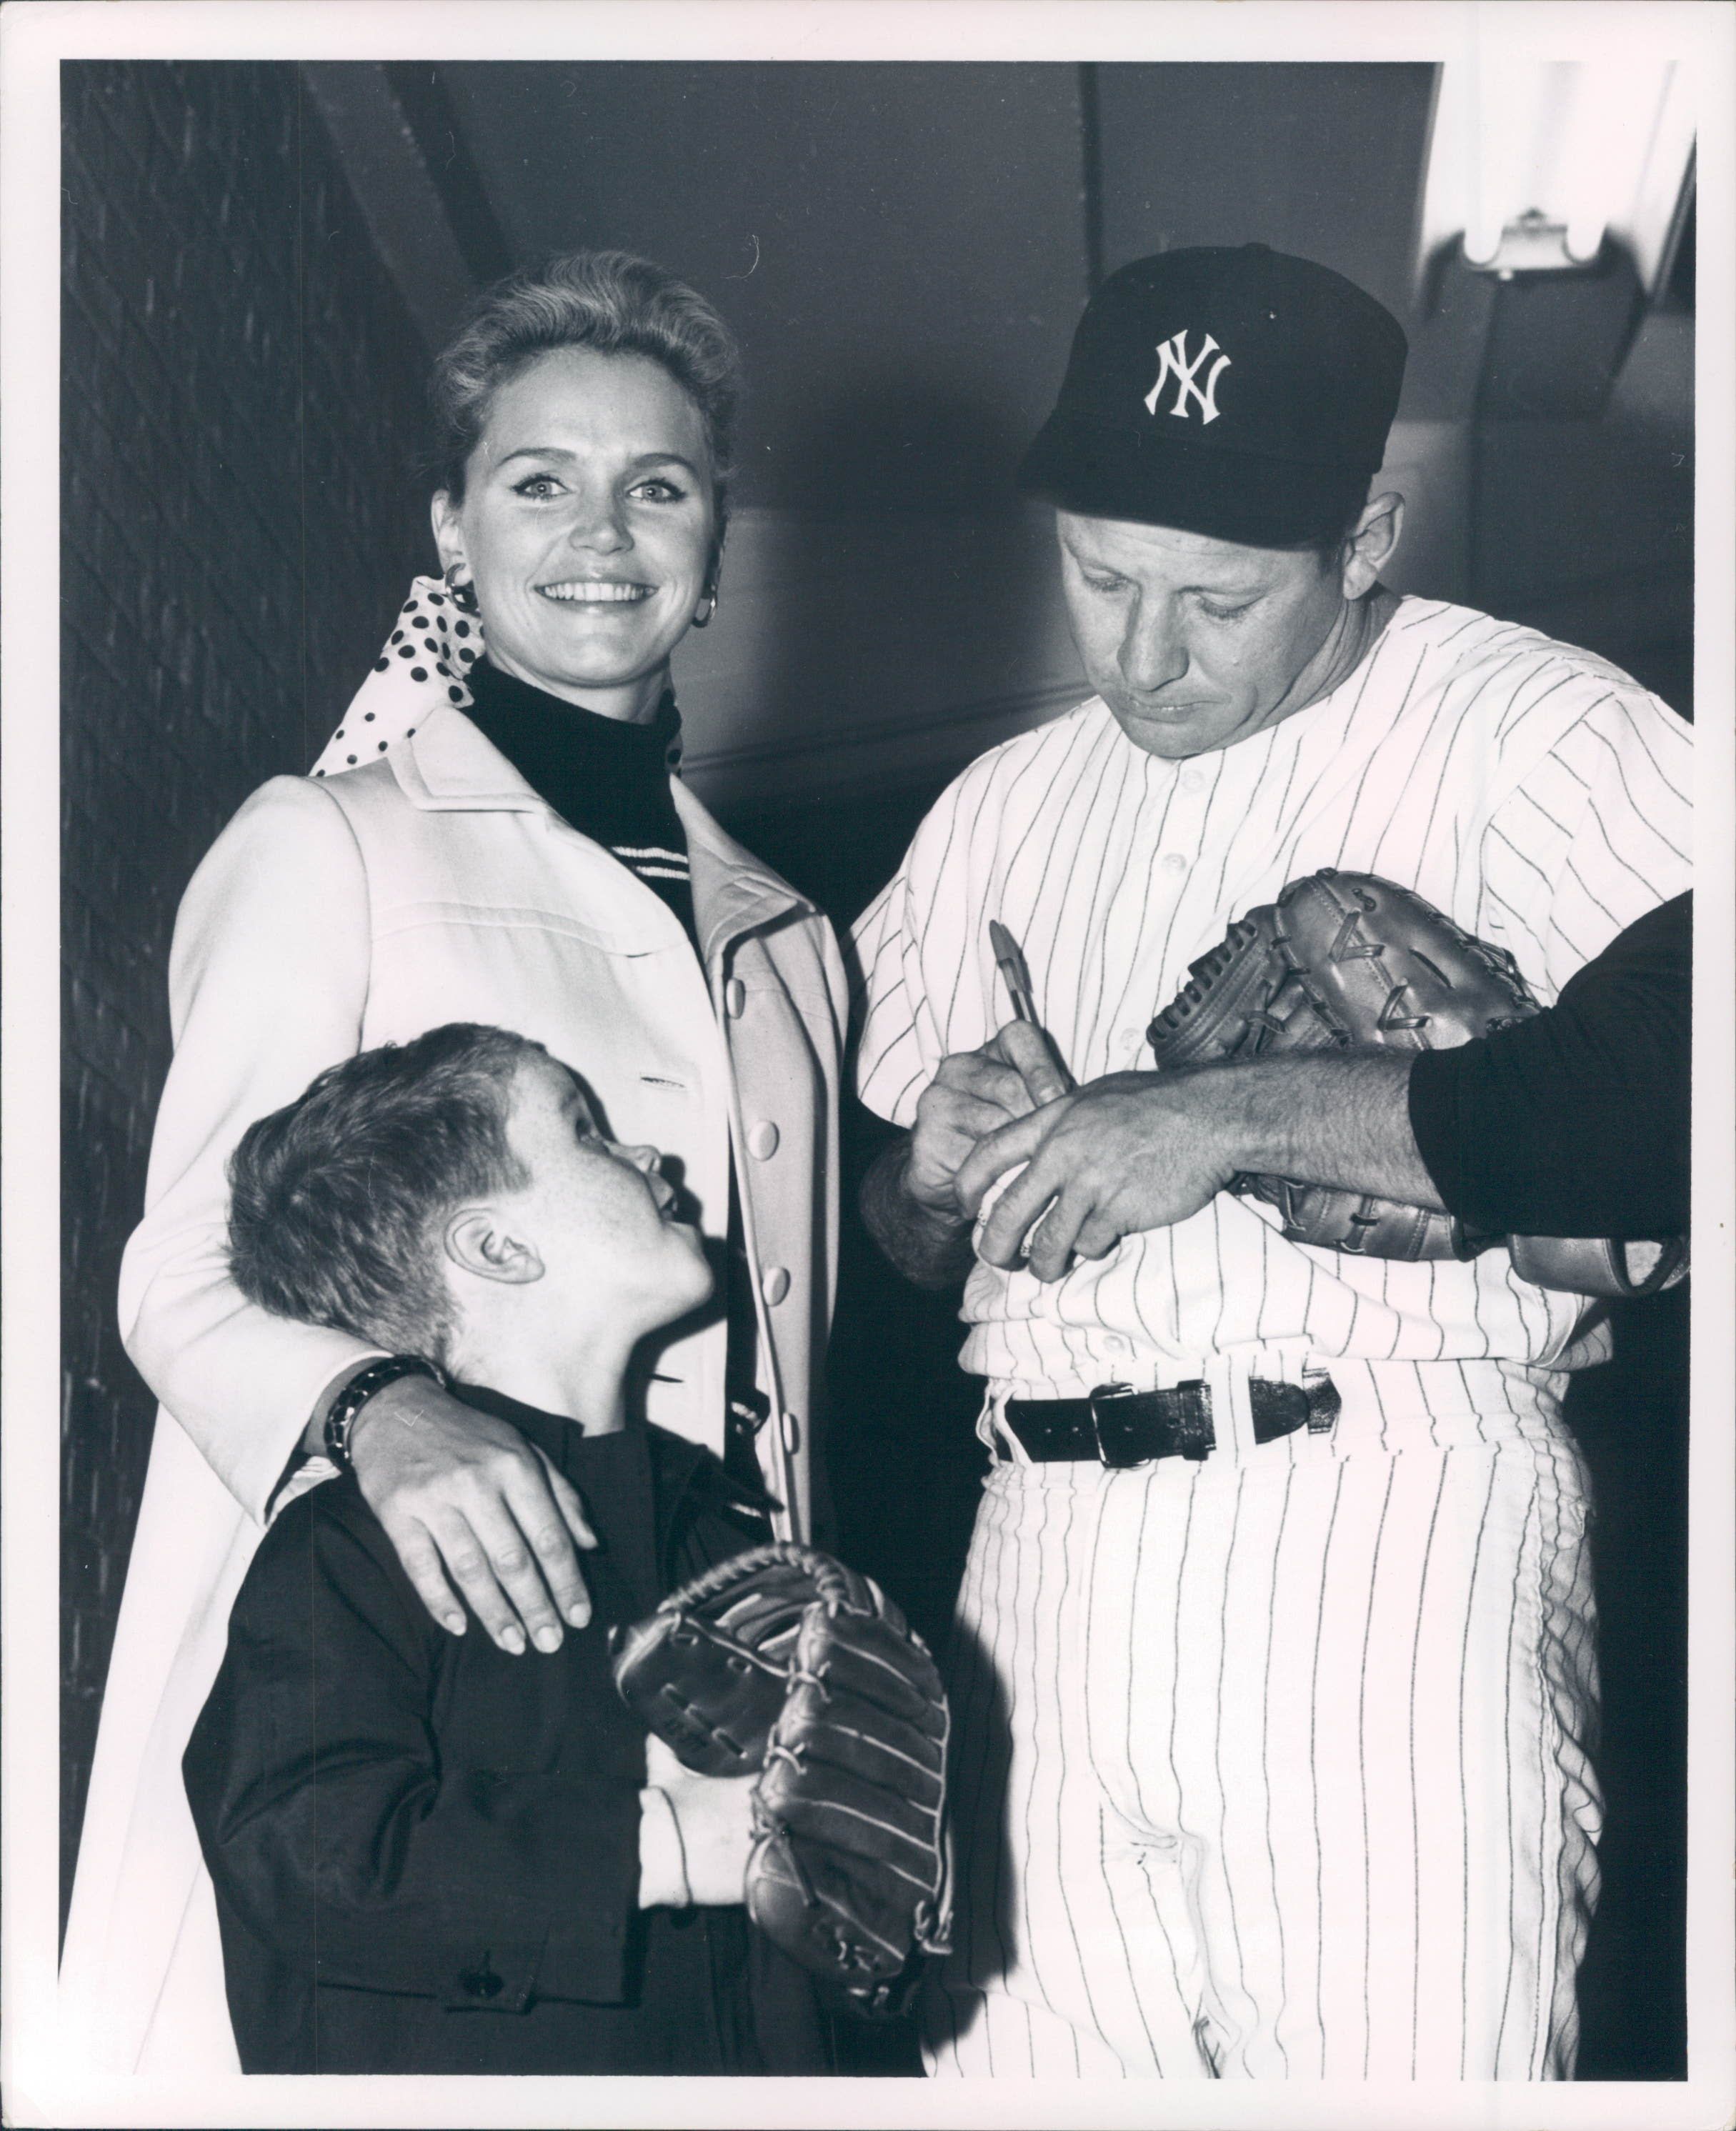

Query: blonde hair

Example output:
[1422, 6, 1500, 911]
[429, 249, 741, 508]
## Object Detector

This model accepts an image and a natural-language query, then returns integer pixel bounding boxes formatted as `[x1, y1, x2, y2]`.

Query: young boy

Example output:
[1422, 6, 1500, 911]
[183, 1022, 832, 2074]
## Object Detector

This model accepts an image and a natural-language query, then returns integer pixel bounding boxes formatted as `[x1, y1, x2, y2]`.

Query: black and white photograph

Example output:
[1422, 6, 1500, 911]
[4, 2, 1732, 2125]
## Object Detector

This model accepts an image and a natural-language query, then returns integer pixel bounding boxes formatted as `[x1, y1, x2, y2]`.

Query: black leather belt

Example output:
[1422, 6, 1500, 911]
[1001, 1377, 1341, 1469]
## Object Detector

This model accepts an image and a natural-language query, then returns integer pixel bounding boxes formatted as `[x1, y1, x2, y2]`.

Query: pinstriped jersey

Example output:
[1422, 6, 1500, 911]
[853, 597, 1692, 1404]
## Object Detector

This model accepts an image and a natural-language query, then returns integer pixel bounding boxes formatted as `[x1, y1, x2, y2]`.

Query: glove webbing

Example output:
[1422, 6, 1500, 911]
[658, 1540, 873, 1617]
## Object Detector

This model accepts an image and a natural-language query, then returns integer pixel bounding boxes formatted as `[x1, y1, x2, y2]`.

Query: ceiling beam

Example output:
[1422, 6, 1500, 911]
[379, 64, 515, 287]
[299, 62, 506, 356]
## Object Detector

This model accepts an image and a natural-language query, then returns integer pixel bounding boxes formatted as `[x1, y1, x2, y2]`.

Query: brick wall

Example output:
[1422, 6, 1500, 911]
[60, 61, 436, 1920]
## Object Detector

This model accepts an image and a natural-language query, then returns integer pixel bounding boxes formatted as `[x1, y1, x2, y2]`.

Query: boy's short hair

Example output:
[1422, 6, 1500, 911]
[227, 1023, 548, 1363]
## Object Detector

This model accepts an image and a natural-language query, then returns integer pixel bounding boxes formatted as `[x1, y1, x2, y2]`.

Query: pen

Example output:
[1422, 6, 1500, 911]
[989, 919, 1075, 1096]
[989, 919, 1041, 1027]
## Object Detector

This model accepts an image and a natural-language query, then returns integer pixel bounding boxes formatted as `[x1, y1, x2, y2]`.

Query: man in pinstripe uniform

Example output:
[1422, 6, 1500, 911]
[853, 246, 1691, 2080]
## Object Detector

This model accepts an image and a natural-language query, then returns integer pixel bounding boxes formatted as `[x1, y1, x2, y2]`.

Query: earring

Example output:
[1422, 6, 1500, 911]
[445, 567, 480, 616]
[692, 586, 719, 629]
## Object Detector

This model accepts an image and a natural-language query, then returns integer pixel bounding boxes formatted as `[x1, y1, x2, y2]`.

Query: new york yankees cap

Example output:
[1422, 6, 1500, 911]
[1018, 244, 1408, 548]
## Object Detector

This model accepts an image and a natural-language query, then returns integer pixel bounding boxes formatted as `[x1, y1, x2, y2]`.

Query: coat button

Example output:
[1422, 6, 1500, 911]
[459, 1963, 504, 1999]
[761, 1266, 791, 1306]
[782, 1409, 801, 1454]
[747, 1121, 779, 1160]
[724, 978, 747, 1018]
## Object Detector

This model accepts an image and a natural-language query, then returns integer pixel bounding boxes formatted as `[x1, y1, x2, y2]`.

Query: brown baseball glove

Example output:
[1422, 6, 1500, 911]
[611, 1543, 952, 2017]
[1145, 869, 1686, 1296]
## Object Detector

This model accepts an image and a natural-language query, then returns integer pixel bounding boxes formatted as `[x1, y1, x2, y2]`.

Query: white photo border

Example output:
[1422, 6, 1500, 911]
[5, 5, 1731, 2126]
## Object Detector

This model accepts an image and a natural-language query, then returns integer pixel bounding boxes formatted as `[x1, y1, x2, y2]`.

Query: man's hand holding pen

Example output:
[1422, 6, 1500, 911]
[904, 917, 1240, 1284]
[903, 1020, 1073, 1219]
[900, 920, 1075, 1234]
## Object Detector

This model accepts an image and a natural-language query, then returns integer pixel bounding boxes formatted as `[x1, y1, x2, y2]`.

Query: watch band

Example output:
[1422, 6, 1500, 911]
[324, 1354, 444, 1472]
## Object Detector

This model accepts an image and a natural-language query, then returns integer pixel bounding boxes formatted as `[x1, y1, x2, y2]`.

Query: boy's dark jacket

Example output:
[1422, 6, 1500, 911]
[183, 1387, 832, 2075]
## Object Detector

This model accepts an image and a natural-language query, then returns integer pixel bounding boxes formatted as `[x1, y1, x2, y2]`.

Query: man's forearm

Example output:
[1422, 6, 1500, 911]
[1193, 1052, 1445, 1209]
[860, 1135, 976, 1290]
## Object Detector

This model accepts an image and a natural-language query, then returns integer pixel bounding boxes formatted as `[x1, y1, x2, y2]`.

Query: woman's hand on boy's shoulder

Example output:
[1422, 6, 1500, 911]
[346, 1375, 597, 1655]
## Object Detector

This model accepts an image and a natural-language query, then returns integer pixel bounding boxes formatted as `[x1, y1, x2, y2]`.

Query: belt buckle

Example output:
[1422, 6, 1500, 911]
[1087, 1382, 1214, 1468]
[1087, 1383, 1147, 1469]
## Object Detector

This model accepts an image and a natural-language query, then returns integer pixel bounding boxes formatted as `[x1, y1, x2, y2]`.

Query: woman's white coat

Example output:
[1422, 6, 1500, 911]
[60, 702, 848, 2071]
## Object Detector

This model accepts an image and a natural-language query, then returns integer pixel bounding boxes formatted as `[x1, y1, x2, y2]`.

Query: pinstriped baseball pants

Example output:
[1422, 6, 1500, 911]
[924, 1413, 1601, 2079]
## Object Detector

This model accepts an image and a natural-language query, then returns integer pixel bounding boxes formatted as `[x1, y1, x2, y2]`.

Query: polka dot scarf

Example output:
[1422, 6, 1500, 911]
[310, 575, 484, 779]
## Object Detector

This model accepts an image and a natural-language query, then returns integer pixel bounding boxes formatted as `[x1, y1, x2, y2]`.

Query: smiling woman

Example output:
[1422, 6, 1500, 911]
[60, 251, 849, 2075]
[432, 346, 718, 719]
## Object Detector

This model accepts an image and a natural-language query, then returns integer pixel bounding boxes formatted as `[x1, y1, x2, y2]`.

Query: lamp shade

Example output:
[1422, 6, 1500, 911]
[1419, 56, 1695, 289]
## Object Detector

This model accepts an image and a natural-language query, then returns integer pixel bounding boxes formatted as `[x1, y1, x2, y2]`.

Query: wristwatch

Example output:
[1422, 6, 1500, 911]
[324, 1354, 445, 1472]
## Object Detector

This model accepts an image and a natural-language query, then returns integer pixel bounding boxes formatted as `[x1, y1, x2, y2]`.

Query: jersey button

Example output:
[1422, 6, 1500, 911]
[724, 978, 747, 1018]
[761, 1266, 791, 1306]
[781, 1409, 802, 1454]
[1162, 852, 1187, 875]
[1179, 765, 1204, 794]
[747, 1121, 779, 1160]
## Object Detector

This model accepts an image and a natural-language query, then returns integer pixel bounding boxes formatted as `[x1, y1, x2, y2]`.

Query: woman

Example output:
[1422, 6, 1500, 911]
[61, 251, 848, 2072]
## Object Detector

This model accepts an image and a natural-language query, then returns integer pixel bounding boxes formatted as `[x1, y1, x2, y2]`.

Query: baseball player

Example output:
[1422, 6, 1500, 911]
[852, 245, 1691, 2080]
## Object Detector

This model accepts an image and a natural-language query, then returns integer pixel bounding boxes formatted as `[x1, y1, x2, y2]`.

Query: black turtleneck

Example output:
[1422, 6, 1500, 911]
[463, 656, 697, 946]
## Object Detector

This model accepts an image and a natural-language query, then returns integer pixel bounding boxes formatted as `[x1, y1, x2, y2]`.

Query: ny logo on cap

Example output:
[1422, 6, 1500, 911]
[1144, 330, 1231, 425]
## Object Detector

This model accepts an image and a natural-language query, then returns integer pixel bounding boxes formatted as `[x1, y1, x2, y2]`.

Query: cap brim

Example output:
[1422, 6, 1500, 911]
[1017, 414, 1371, 550]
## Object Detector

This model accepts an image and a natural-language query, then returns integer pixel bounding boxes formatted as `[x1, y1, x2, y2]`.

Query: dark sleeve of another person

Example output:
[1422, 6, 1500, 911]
[1407, 894, 1690, 1240]
[182, 1482, 644, 2010]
